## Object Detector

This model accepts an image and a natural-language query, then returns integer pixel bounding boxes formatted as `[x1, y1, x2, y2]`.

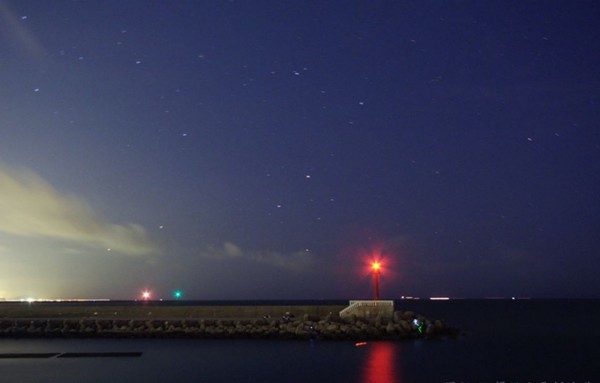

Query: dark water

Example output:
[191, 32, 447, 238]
[1, 300, 598, 383]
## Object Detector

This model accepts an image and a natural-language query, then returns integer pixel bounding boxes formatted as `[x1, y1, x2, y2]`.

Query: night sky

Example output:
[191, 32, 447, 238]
[1, 1, 599, 300]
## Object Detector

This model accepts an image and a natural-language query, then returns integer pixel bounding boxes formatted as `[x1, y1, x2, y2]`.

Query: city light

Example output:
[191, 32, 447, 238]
[141, 290, 151, 301]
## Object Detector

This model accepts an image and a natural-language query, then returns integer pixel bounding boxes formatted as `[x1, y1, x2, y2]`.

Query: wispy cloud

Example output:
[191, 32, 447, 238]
[0, 0, 46, 59]
[204, 242, 315, 272]
[0, 164, 157, 256]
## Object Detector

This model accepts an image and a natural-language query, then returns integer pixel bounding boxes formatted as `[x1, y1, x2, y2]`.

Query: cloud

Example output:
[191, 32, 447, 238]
[0, 164, 157, 256]
[204, 242, 316, 272]
[0, 0, 46, 59]
[222, 242, 243, 258]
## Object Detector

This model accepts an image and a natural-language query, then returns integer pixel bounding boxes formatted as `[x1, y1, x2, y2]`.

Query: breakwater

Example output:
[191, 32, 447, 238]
[0, 307, 458, 340]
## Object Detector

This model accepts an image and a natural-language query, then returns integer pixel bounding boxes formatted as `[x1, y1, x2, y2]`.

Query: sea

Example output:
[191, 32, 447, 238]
[0, 299, 598, 383]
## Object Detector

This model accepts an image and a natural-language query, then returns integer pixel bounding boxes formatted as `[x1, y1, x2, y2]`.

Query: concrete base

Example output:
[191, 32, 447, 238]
[339, 300, 394, 321]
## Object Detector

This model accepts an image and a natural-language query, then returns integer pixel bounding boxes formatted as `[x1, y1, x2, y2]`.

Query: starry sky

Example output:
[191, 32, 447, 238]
[1, 0, 599, 300]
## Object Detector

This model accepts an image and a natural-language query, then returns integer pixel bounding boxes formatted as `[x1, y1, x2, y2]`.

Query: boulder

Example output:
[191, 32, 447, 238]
[386, 322, 395, 335]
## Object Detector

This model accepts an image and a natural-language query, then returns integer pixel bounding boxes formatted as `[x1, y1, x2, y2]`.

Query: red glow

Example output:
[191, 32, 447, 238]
[372, 261, 381, 272]
[360, 246, 388, 277]
[361, 342, 400, 383]
[360, 248, 390, 300]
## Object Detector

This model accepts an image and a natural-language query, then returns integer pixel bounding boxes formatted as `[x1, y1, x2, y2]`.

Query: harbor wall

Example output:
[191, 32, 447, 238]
[0, 305, 458, 341]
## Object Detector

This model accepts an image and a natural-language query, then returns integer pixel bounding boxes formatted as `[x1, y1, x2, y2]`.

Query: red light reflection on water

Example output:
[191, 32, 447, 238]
[361, 342, 400, 383]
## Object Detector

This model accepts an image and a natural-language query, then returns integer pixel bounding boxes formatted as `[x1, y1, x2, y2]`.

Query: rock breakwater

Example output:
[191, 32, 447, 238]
[0, 311, 458, 340]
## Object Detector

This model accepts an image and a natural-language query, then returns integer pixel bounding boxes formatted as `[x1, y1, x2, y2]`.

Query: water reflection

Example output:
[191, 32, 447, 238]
[360, 342, 400, 383]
